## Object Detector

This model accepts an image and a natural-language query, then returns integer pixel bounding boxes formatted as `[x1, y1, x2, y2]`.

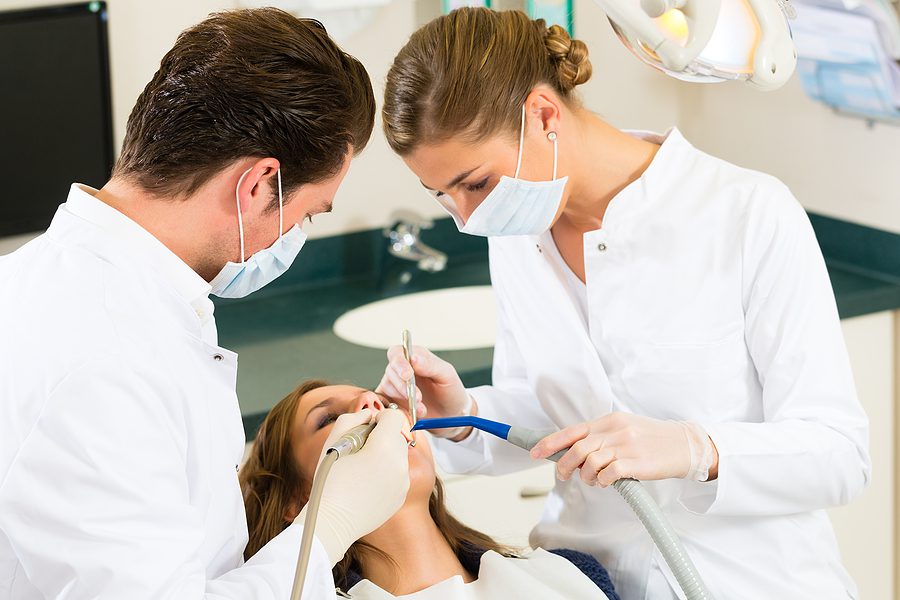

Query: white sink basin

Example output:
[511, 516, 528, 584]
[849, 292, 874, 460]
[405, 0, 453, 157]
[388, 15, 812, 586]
[333, 286, 496, 351]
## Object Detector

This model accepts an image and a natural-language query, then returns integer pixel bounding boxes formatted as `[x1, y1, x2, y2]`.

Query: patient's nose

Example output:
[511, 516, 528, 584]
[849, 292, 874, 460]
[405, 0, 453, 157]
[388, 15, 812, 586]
[354, 391, 385, 413]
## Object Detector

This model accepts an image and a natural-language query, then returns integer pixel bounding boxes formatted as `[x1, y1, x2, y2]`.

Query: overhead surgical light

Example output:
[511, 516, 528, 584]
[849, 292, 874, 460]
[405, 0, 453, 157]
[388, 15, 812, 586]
[595, 0, 798, 90]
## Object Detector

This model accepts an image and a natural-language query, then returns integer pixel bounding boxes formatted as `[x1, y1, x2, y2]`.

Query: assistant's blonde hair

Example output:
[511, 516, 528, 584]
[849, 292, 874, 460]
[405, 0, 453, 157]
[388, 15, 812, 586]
[382, 7, 592, 155]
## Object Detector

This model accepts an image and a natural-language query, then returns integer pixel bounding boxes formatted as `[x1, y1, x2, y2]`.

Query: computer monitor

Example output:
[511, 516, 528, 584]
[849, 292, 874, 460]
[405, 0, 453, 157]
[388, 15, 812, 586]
[0, 1, 114, 237]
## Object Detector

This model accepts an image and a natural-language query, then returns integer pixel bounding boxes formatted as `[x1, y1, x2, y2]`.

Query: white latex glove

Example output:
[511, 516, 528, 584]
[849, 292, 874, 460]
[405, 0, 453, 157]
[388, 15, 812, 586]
[530, 412, 719, 487]
[376, 344, 474, 439]
[298, 408, 410, 565]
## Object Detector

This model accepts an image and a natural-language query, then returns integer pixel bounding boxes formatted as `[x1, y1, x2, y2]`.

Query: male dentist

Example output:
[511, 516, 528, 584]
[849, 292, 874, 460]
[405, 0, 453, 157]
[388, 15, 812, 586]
[0, 8, 408, 599]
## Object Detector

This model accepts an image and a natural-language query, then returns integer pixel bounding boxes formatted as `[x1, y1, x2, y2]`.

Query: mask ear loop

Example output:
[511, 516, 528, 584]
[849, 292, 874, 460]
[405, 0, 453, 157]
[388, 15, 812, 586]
[276, 167, 284, 240]
[235, 168, 253, 264]
[513, 105, 526, 179]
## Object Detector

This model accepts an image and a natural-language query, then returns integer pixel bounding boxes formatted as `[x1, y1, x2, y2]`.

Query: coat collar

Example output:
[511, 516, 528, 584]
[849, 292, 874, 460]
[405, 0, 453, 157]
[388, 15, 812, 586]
[51, 184, 212, 309]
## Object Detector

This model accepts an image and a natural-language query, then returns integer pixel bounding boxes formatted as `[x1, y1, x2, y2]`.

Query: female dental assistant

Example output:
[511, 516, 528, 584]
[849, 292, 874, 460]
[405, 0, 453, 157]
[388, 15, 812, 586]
[376, 7, 870, 600]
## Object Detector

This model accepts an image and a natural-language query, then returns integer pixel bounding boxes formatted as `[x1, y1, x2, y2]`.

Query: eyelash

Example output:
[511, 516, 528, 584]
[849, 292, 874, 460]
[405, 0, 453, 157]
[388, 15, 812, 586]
[316, 411, 339, 430]
[465, 178, 489, 193]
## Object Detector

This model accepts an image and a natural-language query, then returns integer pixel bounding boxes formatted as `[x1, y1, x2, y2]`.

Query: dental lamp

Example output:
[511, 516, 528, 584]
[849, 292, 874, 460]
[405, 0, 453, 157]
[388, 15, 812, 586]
[594, 0, 798, 90]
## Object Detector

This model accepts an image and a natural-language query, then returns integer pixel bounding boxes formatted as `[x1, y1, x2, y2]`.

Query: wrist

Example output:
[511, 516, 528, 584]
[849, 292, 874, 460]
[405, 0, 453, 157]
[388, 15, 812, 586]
[298, 502, 353, 567]
[707, 436, 719, 481]
[680, 421, 715, 482]
[447, 395, 477, 442]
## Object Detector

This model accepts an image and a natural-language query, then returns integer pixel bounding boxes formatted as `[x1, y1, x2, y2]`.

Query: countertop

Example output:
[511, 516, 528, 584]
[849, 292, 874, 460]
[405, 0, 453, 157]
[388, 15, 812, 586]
[216, 251, 900, 439]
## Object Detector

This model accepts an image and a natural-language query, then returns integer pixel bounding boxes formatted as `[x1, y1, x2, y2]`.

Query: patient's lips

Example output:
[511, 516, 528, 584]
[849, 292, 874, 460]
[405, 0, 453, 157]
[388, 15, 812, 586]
[371, 401, 415, 445]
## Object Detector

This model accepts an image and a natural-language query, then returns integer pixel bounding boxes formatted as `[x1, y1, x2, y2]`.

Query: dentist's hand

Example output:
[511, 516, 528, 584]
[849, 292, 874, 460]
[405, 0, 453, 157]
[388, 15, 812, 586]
[299, 408, 410, 565]
[530, 413, 719, 488]
[376, 345, 474, 440]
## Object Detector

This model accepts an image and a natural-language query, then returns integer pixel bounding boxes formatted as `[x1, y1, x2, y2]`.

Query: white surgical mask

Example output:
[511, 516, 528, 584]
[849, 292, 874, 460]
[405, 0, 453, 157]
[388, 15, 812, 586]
[210, 168, 307, 298]
[429, 106, 568, 237]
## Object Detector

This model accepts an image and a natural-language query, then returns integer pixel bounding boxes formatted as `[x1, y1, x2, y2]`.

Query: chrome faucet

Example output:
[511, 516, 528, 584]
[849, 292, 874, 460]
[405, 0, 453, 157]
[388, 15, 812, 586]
[383, 210, 447, 273]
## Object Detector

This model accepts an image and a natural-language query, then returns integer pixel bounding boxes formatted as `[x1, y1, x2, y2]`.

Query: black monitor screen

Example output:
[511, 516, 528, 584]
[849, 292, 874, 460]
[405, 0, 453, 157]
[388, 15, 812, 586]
[0, 2, 113, 236]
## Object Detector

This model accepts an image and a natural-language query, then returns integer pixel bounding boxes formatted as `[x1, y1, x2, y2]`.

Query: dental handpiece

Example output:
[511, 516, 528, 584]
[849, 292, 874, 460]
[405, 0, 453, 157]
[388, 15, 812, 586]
[326, 402, 400, 458]
[327, 421, 377, 458]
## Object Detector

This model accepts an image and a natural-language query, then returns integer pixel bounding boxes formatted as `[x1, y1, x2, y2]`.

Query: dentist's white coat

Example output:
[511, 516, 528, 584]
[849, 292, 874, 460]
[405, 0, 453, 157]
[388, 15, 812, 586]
[431, 129, 870, 600]
[0, 185, 335, 599]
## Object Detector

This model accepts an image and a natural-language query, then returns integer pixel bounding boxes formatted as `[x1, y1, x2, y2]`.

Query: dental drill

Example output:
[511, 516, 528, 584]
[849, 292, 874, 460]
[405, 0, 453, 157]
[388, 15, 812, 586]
[289, 409, 390, 600]
[412, 416, 714, 600]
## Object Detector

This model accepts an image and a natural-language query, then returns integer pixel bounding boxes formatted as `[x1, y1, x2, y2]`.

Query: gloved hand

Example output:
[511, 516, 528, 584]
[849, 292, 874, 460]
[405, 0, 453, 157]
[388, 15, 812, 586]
[298, 408, 410, 565]
[530, 412, 719, 487]
[376, 344, 474, 439]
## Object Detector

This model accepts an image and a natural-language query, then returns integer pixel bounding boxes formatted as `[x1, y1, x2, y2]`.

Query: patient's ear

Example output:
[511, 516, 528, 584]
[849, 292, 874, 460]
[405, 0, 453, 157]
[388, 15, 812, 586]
[283, 488, 311, 524]
[283, 499, 301, 524]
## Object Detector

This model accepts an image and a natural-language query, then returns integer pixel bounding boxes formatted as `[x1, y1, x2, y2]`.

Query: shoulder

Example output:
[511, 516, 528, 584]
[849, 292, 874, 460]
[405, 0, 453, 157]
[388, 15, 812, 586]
[548, 548, 620, 600]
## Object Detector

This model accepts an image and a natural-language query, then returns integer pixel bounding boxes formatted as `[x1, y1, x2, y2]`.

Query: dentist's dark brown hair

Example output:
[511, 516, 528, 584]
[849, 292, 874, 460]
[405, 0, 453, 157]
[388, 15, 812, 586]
[114, 8, 375, 205]
[382, 7, 591, 156]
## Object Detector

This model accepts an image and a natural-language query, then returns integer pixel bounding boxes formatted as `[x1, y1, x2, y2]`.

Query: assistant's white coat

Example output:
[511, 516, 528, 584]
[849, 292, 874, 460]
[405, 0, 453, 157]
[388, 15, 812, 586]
[0, 186, 334, 599]
[431, 129, 871, 600]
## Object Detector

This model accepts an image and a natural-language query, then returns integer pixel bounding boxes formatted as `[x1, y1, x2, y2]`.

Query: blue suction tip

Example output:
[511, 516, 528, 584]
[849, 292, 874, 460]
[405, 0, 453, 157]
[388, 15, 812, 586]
[411, 416, 512, 441]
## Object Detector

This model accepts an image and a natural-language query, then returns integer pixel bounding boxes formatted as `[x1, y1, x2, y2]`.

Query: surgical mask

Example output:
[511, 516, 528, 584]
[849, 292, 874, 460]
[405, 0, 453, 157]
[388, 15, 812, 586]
[429, 106, 568, 237]
[209, 168, 307, 298]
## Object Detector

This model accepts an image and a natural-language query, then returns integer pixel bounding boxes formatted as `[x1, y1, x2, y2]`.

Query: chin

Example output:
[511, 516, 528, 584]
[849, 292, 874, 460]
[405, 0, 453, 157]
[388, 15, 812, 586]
[405, 436, 438, 503]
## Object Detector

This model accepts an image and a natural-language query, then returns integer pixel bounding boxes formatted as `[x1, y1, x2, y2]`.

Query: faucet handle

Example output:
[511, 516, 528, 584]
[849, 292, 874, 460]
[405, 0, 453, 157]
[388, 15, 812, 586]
[384, 209, 434, 236]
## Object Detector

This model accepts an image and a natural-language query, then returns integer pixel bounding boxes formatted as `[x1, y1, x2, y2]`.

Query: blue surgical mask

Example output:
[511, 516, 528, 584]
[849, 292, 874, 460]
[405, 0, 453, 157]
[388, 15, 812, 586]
[429, 106, 568, 237]
[209, 168, 307, 298]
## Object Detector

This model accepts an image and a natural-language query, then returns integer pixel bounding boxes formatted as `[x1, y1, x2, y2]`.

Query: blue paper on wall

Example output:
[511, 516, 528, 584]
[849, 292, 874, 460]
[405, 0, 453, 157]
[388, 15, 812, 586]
[793, 2, 900, 119]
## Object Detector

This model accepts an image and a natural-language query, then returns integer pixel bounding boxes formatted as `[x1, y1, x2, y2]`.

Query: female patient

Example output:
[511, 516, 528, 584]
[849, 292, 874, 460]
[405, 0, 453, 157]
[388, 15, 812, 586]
[240, 380, 620, 599]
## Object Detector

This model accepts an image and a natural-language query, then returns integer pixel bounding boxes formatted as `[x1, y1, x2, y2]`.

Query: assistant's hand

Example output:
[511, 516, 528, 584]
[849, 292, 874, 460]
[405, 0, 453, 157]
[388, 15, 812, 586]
[299, 408, 410, 565]
[530, 413, 719, 488]
[376, 344, 474, 439]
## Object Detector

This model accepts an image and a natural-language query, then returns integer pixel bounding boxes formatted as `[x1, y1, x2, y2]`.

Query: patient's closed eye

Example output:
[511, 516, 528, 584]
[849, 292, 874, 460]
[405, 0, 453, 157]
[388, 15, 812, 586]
[316, 411, 340, 430]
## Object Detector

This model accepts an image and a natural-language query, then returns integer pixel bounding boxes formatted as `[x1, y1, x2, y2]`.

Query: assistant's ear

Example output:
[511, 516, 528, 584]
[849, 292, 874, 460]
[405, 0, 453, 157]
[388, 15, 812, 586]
[523, 87, 563, 138]
[235, 157, 282, 215]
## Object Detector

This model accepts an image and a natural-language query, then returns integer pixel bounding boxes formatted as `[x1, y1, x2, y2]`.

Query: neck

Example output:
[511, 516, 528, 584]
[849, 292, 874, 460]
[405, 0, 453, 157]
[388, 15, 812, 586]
[95, 178, 224, 281]
[357, 502, 474, 595]
[557, 110, 660, 232]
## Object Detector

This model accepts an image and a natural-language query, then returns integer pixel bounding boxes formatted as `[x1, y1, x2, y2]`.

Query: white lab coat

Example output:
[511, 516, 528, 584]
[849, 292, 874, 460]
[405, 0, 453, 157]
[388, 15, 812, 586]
[0, 185, 335, 599]
[431, 129, 870, 600]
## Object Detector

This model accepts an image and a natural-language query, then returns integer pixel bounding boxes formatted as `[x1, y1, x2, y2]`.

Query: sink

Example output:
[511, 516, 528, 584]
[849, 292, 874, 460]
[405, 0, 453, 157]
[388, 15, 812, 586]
[333, 286, 496, 351]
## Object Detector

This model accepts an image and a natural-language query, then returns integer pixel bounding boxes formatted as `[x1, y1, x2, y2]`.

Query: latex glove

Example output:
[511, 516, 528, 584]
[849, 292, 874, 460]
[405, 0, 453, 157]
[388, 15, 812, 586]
[299, 408, 410, 565]
[530, 412, 719, 488]
[376, 344, 474, 439]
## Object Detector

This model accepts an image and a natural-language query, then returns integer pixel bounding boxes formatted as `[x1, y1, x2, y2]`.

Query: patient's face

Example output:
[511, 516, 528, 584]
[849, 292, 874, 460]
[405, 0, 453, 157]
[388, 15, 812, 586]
[291, 385, 437, 504]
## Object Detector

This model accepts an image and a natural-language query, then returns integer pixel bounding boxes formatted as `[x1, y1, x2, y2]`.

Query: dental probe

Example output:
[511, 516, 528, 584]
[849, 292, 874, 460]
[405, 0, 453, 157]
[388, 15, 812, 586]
[291, 404, 398, 600]
[401, 329, 416, 446]
[411, 416, 714, 600]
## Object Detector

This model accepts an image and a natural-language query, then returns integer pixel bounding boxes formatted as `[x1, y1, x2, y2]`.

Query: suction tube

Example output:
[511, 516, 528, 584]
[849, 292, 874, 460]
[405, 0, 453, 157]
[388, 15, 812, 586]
[412, 417, 714, 600]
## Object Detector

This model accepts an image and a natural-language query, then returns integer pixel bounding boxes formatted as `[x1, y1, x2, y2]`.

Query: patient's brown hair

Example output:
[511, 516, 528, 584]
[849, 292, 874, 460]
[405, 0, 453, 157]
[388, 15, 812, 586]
[240, 380, 515, 589]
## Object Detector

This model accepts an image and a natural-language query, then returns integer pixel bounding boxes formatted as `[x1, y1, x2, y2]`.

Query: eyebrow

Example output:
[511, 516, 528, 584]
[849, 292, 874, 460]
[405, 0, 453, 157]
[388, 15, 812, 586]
[420, 166, 482, 192]
[304, 398, 333, 423]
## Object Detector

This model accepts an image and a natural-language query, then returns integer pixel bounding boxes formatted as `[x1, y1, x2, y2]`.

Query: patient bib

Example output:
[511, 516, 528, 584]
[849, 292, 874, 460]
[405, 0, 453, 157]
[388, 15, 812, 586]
[345, 549, 608, 599]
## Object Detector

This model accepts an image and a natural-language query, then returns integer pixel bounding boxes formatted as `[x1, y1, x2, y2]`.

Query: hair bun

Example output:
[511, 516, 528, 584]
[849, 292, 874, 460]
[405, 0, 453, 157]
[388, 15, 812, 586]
[542, 23, 592, 92]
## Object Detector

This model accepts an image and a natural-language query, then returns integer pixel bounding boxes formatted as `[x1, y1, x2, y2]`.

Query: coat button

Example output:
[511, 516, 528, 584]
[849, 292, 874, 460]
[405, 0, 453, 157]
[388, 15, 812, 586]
[597, 243, 607, 252]
[213, 353, 224, 361]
